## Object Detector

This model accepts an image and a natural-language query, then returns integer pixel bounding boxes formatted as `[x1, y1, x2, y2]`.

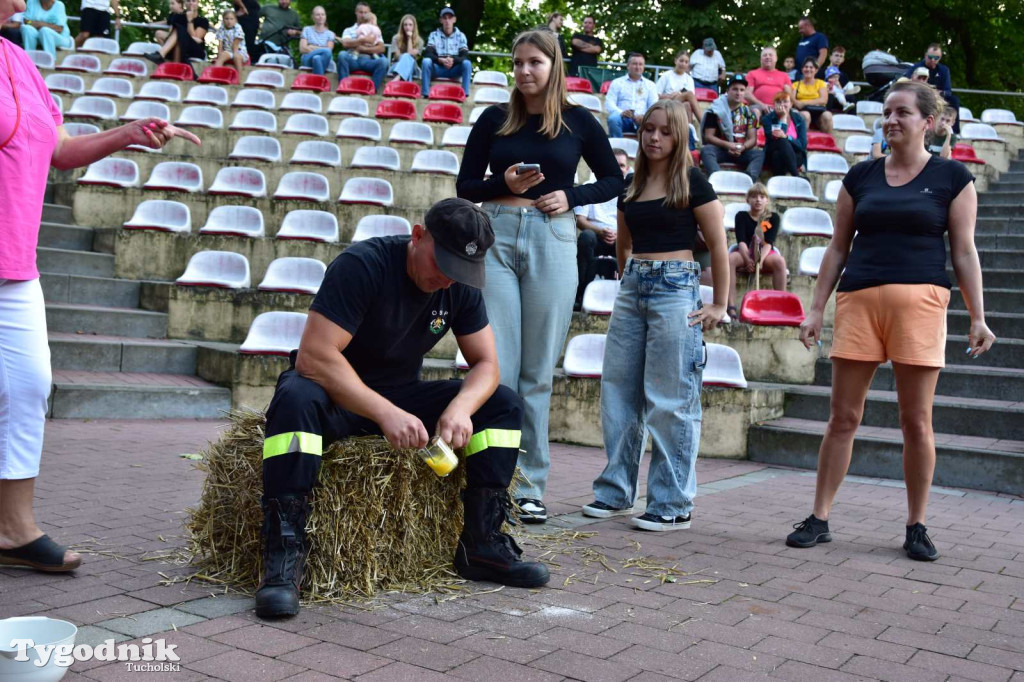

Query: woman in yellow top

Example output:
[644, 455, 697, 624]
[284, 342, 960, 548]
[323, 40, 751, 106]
[792, 57, 833, 134]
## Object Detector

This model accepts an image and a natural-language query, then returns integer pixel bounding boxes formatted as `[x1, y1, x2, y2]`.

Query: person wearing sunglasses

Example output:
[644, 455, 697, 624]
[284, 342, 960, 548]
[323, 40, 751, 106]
[904, 43, 961, 132]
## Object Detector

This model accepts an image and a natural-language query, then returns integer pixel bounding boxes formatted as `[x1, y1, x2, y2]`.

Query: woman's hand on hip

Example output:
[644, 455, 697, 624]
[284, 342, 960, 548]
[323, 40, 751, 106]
[503, 163, 544, 194]
[967, 319, 996, 358]
[123, 118, 202, 150]
[798, 309, 823, 349]
[534, 190, 569, 214]
[689, 303, 726, 331]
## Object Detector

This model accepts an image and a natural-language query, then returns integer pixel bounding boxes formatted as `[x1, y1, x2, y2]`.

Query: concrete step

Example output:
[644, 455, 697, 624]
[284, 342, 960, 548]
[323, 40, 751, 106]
[48, 369, 231, 419]
[957, 269, 1023, 289]
[37, 222, 94, 251]
[975, 218, 1024, 235]
[45, 303, 167, 338]
[813, 358, 1024, 401]
[42, 203, 73, 224]
[974, 233, 1024, 250]
[778, 384, 1024, 441]
[978, 204, 1024, 218]
[992, 182, 1024, 192]
[747, 417, 1023, 496]
[947, 309, 1023, 339]
[40, 273, 141, 308]
[49, 333, 197, 374]
[36, 247, 114, 278]
[949, 288, 1020, 314]
[945, 334, 1024, 368]
[977, 249, 1024, 270]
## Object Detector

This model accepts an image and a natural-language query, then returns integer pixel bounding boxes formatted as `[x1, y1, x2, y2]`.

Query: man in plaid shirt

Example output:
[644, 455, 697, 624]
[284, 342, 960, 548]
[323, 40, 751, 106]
[422, 7, 471, 96]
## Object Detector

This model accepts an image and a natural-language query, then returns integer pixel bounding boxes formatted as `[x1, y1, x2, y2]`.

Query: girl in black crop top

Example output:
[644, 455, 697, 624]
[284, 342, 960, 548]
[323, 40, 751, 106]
[724, 183, 787, 317]
[581, 100, 730, 531]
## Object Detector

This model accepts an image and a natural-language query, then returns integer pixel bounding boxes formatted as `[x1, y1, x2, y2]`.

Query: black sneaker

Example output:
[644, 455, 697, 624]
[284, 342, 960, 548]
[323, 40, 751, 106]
[786, 514, 831, 548]
[581, 500, 634, 519]
[143, 52, 165, 64]
[904, 523, 939, 561]
[516, 498, 548, 524]
[630, 512, 691, 531]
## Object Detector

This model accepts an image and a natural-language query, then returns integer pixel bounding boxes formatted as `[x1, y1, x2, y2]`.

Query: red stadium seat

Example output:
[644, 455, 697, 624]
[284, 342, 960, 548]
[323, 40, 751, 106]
[600, 81, 611, 94]
[756, 127, 765, 147]
[952, 143, 986, 165]
[292, 73, 330, 92]
[806, 131, 841, 153]
[428, 83, 466, 103]
[694, 87, 716, 102]
[197, 66, 239, 85]
[422, 102, 463, 124]
[383, 79, 421, 99]
[375, 99, 417, 121]
[565, 76, 593, 93]
[336, 76, 375, 95]
[691, 149, 700, 166]
[739, 291, 805, 327]
[152, 62, 195, 81]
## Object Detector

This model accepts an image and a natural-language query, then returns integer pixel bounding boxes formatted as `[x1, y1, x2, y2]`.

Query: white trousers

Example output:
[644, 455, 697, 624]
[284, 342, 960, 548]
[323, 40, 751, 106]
[0, 279, 51, 480]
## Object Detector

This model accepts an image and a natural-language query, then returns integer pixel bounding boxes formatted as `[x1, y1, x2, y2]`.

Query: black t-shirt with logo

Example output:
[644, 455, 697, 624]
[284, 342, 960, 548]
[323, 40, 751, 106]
[309, 236, 488, 389]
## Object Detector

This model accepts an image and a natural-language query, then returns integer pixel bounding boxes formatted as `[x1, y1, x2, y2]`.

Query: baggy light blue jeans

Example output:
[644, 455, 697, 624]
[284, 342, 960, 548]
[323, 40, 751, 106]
[480, 203, 578, 500]
[300, 48, 333, 75]
[595, 259, 705, 517]
[388, 52, 420, 81]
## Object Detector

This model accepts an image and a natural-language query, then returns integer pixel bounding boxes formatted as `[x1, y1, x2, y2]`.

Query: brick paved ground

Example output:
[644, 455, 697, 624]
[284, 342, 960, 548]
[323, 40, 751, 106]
[2, 419, 1022, 681]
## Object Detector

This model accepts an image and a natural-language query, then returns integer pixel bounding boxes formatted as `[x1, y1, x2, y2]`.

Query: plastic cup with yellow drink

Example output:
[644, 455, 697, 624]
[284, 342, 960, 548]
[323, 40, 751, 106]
[418, 436, 459, 477]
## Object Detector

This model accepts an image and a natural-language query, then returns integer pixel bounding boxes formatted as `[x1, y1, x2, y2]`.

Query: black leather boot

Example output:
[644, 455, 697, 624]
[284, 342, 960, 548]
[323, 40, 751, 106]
[255, 495, 310, 619]
[454, 488, 550, 588]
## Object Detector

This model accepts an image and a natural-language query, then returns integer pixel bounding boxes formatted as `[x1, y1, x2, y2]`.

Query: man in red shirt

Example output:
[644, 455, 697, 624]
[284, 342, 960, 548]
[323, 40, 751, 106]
[745, 46, 793, 117]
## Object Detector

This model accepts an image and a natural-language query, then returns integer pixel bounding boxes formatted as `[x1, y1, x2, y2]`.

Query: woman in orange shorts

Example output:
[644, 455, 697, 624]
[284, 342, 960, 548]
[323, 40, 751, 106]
[786, 80, 996, 561]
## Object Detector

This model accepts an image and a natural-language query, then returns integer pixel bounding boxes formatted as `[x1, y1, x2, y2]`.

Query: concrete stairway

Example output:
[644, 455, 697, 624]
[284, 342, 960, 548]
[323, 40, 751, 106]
[38, 203, 232, 419]
[748, 154, 1024, 495]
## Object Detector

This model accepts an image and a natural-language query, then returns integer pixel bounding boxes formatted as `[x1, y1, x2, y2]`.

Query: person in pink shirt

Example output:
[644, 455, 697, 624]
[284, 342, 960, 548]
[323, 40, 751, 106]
[745, 46, 793, 117]
[0, 0, 200, 573]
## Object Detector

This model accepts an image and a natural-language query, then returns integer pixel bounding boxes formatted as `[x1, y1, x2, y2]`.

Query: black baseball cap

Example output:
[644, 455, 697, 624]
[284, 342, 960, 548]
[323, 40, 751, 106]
[424, 198, 494, 288]
[439, 7, 454, 18]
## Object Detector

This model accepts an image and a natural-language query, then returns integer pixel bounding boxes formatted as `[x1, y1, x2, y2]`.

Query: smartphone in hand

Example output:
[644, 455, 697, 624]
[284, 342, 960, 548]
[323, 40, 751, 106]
[516, 163, 541, 175]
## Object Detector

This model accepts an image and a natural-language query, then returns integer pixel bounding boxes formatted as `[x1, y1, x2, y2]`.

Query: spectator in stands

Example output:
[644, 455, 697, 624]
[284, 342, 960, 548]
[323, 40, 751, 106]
[153, 0, 183, 47]
[870, 117, 888, 158]
[356, 11, 380, 46]
[232, 0, 260, 58]
[145, 0, 208, 64]
[19, 0, 72, 56]
[74, 0, 119, 48]
[254, 0, 301, 60]
[1, 12, 22, 46]
[905, 43, 961, 133]
[422, 7, 471, 97]
[783, 55, 797, 81]
[825, 66, 851, 113]
[656, 50, 701, 125]
[690, 37, 725, 92]
[605, 52, 657, 138]
[795, 16, 828, 69]
[387, 13, 422, 83]
[725, 183, 786, 318]
[793, 56, 833, 134]
[545, 12, 566, 62]
[581, 98, 728, 531]
[817, 46, 849, 87]
[701, 74, 764, 182]
[745, 46, 792, 117]
[297, 6, 334, 75]
[336, 1, 387, 92]
[0, 23, 200, 574]
[568, 15, 602, 77]
[788, 80, 995, 562]
[214, 9, 248, 70]
[926, 104, 957, 159]
[456, 29, 623, 525]
[760, 90, 807, 176]
[574, 148, 631, 310]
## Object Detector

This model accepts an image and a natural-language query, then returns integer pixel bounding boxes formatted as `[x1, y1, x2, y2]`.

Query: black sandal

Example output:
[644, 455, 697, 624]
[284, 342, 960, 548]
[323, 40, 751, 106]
[726, 305, 739, 321]
[0, 534, 81, 572]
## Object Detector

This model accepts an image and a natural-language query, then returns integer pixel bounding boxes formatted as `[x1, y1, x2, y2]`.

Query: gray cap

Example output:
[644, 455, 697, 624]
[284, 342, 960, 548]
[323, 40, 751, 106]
[439, 7, 454, 18]
[702, 37, 716, 50]
[424, 198, 494, 288]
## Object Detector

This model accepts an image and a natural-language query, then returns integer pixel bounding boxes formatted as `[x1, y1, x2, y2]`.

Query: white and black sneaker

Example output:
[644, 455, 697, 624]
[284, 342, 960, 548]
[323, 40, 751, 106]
[516, 498, 548, 524]
[630, 512, 691, 531]
[581, 501, 634, 518]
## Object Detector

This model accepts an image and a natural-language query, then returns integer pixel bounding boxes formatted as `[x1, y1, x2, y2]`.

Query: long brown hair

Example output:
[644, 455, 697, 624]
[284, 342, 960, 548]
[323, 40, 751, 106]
[624, 100, 692, 208]
[391, 13, 422, 54]
[497, 29, 572, 140]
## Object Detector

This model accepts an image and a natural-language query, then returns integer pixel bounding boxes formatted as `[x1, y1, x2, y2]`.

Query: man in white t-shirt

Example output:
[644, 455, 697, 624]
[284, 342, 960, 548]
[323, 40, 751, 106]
[656, 50, 701, 125]
[605, 52, 657, 138]
[690, 37, 726, 92]
[574, 148, 630, 309]
[75, 0, 120, 48]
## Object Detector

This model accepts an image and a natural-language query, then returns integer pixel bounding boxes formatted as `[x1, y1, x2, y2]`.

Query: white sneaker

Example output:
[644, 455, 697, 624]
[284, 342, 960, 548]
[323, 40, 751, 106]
[515, 498, 548, 524]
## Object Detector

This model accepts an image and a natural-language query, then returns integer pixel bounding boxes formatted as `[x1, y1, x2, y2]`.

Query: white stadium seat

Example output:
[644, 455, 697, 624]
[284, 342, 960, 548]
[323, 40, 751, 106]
[280, 92, 323, 113]
[350, 146, 401, 171]
[832, 114, 868, 132]
[77, 158, 140, 188]
[208, 167, 267, 198]
[959, 107, 977, 123]
[388, 121, 434, 146]
[124, 41, 161, 56]
[473, 70, 508, 87]
[607, 137, 638, 158]
[105, 58, 148, 78]
[411, 149, 460, 175]
[981, 109, 1021, 126]
[50, 93, 62, 110]
[229, 136, 282, 163]
[468, 106, 487, 124]
[351, 215, 411, 242]
[123, 199, 191, 233]
[473, 87, 510, 105]
[335, 116, 382, 141]
[843, 134, 873, 155]
[44, 73, 84, 94]
[277, 210, 338, 242]
[781, 207, 834, 237]
[86, 77, 134, 98]
[230, 110, 278, 133]
[239, 312, 308, 355]
[290, 140, 342, 167]
[327, 96, 370, 117]
[823, 180, 842, 203]
[258, 257, 327, 295]
[274, 172, 331, 202]
[806, 153, 849, 175]
[283, 113, 330, 137]
[702, 343, 747, 388]
[27, 50, 55, 70]
[144, 161, 204, 192]
[339, 177, 394, 206]
[244, 69, 286, 89]
[455, 349, 469, 370]
[581, 279, 619, 315]
[255, 53, 292, 69]
[855, 101, 882, 116]
[184, 84, 229, 106]
[766, 176, 817, 201]
[58, 54, 101, 73]
[67, 96, 117, 120]
[563, 334, 606, 378]
[568, 93, 602, 114]
[798, 246, 827, 277]
[63, 122, 100, 136]
[80, 37, 119, 54]
[177, 251, 251, 289]
[441, 125, 471, 147]
[232, 88, 276, 110]
[709, 171, 753, 195]
[120, 100, 171, 122]
[199, 205, 265, 237]
[723, 202, 749, 231]
[136, 81, 181, 102]
[175, 105, 223, 129]
[960, 123, 1002, 141]
[700, 285, 731, 324]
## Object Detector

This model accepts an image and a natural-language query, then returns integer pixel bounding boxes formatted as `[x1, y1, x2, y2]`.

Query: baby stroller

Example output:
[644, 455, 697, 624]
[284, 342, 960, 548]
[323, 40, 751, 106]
[863, 50, 914, 101]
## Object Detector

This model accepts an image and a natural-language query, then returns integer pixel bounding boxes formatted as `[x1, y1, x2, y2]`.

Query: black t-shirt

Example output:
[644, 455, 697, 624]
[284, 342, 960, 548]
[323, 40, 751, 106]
[617, 168, 718, 252]
[838, 156, 974, 292]
[308, 236, 489, 389]
[569, 33, 601, 75]
[734, 211, 779, 247]
[166, 11, 186, 27]
[236, 0, 260, 39]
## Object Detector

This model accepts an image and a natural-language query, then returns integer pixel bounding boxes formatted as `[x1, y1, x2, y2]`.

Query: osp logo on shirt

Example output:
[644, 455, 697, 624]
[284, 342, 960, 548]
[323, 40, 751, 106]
[429, 309, 449, 334]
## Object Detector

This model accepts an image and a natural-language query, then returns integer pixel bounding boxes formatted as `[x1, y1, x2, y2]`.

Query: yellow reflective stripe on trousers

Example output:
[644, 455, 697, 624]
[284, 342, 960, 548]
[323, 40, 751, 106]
[463, 428, 521, 457]
[263, 431, 323, 459]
